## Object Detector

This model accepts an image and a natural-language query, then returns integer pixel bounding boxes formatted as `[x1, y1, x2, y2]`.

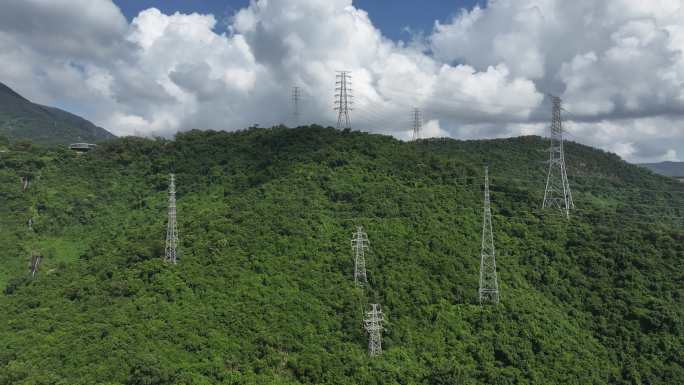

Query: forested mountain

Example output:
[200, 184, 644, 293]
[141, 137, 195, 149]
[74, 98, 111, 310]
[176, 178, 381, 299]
[0, 126, 682, 384]
[0, 82, 115, 146]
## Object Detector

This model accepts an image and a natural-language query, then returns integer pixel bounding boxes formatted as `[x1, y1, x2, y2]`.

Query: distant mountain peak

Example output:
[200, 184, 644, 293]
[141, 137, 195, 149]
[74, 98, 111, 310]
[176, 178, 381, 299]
[640, 161, 684, 177]
[0, 82, 30, 102]
[0, 81, 115, 146]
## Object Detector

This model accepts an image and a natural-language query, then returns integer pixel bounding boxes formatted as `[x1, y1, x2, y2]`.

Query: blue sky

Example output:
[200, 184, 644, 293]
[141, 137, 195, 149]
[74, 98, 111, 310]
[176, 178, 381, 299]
[113, 0, 480, 40]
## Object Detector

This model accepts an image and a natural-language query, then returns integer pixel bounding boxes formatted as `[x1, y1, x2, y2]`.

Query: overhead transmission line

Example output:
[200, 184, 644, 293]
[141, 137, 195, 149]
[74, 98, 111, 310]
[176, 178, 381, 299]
[347, 224, 386, 357]
[377, 84, 543, 111]
[324, 77, 635, 154]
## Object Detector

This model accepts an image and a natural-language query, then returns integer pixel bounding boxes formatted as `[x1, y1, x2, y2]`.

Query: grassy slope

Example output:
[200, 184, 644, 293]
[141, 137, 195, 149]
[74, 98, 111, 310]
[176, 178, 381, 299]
[0, 126, 682, 385]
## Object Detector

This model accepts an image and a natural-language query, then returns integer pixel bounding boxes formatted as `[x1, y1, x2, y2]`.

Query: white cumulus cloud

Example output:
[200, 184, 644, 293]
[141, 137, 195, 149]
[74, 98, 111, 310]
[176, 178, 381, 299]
[0, 0, 681, 162]
[430, 0, 684, 162]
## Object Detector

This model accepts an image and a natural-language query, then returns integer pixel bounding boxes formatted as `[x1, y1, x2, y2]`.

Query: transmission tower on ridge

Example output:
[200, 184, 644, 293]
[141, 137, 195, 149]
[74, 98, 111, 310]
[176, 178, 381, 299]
[412, 108, 422, 141]
[351, 226, 369, 286]
[542, 96, 574, 218]
[364, 304, 384, 356]
[292, 86, 302, 126]
[165, 173, 179, 264]
[479, 166, 500, 304]
[335, 71, 353, 129]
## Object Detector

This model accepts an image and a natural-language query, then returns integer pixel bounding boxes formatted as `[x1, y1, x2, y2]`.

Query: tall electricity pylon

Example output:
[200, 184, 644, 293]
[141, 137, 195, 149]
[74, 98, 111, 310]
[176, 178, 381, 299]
[351, 226, 369, 286]
[21, 176, 29, 192]
[292, 86, 302, 126]
[479, 166, 500, 304]
[412, 108, 422, 141]
[543, 96, 574, 219]
[165, 173, 179, 264]
[364, 304, 384, 356]
[29, 253, 41, 277]
[335, 71, 353, 129]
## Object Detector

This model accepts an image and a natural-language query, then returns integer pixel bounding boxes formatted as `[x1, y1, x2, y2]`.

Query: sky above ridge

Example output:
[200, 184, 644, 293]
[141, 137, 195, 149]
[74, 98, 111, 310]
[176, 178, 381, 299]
[0, 0, 683, 163]
[114, 0, 480, 41]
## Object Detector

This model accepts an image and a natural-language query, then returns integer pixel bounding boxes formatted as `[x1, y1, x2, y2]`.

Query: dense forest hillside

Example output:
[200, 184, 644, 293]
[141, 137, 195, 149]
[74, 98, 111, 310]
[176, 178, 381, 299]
[0, 81, 115, 146]
[0, 126, 682, 385]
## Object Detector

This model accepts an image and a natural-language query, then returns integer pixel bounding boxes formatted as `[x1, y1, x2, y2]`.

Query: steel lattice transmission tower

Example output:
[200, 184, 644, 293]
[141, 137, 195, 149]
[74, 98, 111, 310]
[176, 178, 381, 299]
[165, 173, 179, 264]
[292, 86, 302, 126]
[351, 226, 369, 286]
[29, 253, 41, 277]
[335, 71, 353, 129]
[543, 96, 574, 219]
[364, 304, 384, 356]
[479, 166, 500, 304]
[412, 108, 422, 141]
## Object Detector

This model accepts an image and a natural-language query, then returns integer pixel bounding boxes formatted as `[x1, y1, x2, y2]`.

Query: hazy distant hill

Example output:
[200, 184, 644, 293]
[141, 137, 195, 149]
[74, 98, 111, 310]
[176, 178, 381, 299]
[640, 161, 684, 178]
[0, 82, 115, 146]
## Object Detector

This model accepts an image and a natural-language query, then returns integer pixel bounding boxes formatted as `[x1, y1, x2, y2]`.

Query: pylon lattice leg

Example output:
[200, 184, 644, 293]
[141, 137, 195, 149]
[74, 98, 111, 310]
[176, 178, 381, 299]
[479, 166, 500, 304]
